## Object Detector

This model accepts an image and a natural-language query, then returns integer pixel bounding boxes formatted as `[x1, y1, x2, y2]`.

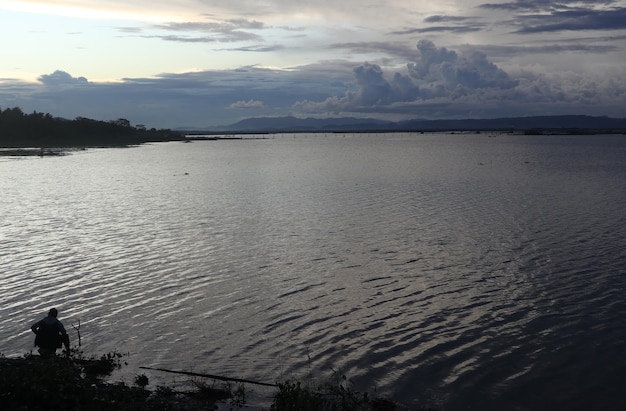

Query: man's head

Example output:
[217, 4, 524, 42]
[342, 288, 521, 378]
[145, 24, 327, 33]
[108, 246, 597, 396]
[48, 308, 58, 318]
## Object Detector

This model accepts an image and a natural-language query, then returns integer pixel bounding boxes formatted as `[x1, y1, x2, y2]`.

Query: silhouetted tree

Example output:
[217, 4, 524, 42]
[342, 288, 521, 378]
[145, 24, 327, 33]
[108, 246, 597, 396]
[112, 118, 131, 127]
[0, 107, 182, 147]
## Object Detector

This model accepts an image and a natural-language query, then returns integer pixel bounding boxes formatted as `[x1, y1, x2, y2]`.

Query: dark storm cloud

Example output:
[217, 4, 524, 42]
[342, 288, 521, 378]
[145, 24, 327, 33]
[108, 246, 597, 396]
[480, 0, 618, 11]
[294, 40, 517, 112]
[292, 63, 418, 113]
[462, 42, 621, 58]
[424, 15, 474, 23]
[390, 15, 484, 35]
[514, 7, 626, 33]
[409, 40, 517, 90]
[293, 39, 626, 120]
[479, 1, 626, 33]
[352, 63, 417, 105]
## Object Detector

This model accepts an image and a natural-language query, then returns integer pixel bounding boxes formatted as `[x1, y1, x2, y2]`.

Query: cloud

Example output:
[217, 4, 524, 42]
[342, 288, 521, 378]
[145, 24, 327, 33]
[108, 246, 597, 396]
[300, 40, 518, 113]
[147, 34, 218, 43]
[228, 99, 266, 109]
[117, 26, 142, 34]
[134, 18, 267, 43]
[390, 25, 484, 34]
[327, 42, 418, 62]
[37, 70, 89, 86]
[391, 14, 485, 35]
[3, 38, 626, 129]
[390, 14, 485, 35]
[154, 19, 265, 32]
[460, 42, 622, 58]
[479, 1, 620, 12]
[2, 65, 353, 128]
[514, 7, 626, 33]
[220, 44, 285, 52]
[352, 64, 392, 106]
[478, 1, 626, 33]
[292, 62, 420, 113]
[409, 40, 517, 90]
[293, 39, 626, 120]
[424, 15, 474, 23]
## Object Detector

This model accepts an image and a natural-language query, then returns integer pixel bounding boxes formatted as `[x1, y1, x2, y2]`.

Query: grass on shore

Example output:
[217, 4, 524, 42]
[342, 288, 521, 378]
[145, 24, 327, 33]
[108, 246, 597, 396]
[1, 349, 432, 410]
[0, 349, 229, 411]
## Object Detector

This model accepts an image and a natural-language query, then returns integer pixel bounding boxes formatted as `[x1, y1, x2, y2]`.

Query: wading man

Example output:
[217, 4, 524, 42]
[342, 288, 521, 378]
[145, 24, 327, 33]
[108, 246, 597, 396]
[31, 308, 70, 357]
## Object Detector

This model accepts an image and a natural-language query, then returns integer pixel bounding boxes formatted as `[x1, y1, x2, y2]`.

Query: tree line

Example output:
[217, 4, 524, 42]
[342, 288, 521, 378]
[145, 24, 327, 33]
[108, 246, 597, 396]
[0, 107, 183, 147]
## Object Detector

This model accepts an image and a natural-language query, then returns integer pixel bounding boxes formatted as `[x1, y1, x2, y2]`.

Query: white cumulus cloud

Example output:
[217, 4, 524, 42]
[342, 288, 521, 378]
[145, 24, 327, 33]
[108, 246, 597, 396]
[228, 99, 266, 109]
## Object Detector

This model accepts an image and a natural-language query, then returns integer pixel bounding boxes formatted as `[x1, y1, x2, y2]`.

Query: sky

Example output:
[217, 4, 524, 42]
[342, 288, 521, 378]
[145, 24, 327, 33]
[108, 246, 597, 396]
[1, 0, 625, 128]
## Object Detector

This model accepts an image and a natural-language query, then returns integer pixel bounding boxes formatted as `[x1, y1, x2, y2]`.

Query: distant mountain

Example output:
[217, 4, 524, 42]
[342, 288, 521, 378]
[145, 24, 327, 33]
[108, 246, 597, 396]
[190, 115, 626, 134]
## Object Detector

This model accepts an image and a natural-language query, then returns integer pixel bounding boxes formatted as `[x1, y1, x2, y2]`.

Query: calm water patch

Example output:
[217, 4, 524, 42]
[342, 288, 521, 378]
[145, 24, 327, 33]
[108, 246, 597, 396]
[1, 133, 626, 410]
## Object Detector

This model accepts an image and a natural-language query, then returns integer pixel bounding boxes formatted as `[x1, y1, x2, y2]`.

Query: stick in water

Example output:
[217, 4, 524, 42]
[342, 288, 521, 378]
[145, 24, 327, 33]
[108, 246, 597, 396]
[139, 366, 277, 387]
[72, 319, 81, 346]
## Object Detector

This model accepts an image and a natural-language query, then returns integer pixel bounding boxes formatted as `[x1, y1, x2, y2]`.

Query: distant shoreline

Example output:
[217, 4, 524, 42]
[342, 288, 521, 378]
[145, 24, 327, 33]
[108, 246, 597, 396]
[183, 129, 626, 136]
[3, 129, 625, 156]
[3, 107, 625, 149]
[0, 148, 73, 157]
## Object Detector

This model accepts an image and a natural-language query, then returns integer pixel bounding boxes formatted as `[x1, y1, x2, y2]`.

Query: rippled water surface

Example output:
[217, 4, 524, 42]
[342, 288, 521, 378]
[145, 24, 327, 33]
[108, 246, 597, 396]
[2, 133, 626, 410]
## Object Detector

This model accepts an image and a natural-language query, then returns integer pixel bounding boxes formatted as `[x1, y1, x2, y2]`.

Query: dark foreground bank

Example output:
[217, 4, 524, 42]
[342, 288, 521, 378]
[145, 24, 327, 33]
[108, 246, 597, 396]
[0, 350, 226, 411]
[0, 350, 419, 411]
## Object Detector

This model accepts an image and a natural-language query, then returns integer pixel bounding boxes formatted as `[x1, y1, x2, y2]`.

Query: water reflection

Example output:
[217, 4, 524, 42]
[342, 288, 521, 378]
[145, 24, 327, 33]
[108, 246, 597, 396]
[1, 134, 626, 410]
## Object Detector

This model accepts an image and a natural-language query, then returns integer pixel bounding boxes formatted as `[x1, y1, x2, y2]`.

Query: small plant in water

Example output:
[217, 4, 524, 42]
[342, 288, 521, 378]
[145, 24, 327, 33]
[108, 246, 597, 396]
[224, 380, 247, 408]
[134, 373, 150, 388]
[270, 370, 398, 411]
[77, 350, 127, 378]
[271, 380, 323, 411]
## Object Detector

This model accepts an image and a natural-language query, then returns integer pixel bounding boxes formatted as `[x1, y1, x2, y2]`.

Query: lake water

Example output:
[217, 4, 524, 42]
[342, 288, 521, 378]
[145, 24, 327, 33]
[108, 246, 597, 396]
[2, 133, 626, 410]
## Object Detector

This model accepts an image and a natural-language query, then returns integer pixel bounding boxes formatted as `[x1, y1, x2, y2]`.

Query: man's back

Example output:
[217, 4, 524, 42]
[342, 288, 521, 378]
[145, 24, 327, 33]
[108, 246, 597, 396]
[34, 317, 62, 349]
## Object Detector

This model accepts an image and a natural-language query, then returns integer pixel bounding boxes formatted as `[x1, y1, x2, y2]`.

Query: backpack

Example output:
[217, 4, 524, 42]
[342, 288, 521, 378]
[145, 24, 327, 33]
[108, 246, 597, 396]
[34, 321, 62, 349]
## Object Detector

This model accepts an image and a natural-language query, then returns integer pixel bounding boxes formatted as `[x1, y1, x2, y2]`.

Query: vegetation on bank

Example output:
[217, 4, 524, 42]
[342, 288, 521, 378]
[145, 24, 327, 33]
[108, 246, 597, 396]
[0, 350, 229, 411]
[0, 107, 183, 148]
[0, 349, 423, 411]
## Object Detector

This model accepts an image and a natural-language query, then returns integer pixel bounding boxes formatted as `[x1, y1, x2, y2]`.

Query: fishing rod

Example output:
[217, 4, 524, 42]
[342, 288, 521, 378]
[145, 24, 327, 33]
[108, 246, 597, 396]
[139, 366, 278, 387]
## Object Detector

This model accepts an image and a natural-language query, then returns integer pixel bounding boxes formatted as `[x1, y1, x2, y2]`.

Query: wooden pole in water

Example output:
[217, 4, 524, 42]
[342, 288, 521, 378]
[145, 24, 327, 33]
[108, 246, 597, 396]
[139, 366, 278, 387]
[72, 319, 81, 346]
